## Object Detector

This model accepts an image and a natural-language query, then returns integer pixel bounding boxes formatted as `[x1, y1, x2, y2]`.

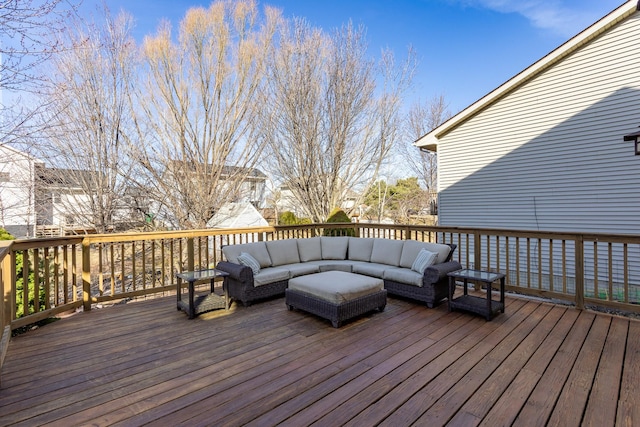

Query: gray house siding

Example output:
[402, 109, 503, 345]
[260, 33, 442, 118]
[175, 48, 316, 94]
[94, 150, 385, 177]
[437, 12, 640, 234]
[420, 5, 640, 296]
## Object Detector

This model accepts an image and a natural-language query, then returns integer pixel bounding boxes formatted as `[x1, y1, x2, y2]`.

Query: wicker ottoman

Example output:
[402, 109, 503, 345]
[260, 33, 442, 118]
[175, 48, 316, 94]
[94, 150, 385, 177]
[286, 271, 387, 327]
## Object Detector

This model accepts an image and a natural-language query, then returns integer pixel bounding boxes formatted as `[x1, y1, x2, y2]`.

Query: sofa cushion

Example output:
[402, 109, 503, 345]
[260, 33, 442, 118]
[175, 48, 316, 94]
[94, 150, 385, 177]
[297, 237, 322, 262]
[266, 239, 301, 266]
[253, 267, 289, 286]
[237, 252, 261, 275]
[383, 267, 423, 287]
[279, 263, 320, 277]
[321, 236, 350, 260]
[348, 237, 375, 262]
[399, 240, 452, 268]
[370, 239, 404, 266]
[306, 260, 353, 272]
[222, 241, 271, 267]
[352, 262, 388, 278]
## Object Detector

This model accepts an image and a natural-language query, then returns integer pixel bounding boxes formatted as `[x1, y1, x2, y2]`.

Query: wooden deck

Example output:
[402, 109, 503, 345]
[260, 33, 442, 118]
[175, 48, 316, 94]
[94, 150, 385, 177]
[1, 290, 639, 426]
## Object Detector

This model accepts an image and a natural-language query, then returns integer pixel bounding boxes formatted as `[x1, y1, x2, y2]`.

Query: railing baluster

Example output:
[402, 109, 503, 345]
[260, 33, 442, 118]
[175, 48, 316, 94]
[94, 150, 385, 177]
[608, 242, 613, 302]
[624, 243, 629, 303]
[33, 248, 40, 313]
[44, 247, 50, 310]
[594, 241, 599, 300]
[142, 240, 146, 290]
[98, 243, 104, 297]
[72, 244, 77, 302]
[549, 239, 554, 292]
[22, 249, 29, 316]
[538, 238, 542, 290]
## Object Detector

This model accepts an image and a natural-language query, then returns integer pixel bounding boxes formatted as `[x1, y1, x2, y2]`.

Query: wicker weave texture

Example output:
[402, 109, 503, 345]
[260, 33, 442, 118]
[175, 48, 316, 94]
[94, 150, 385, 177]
[286, 288, 387, 328]
[384, 278, 449, 308]
[233, 280, 288, 306]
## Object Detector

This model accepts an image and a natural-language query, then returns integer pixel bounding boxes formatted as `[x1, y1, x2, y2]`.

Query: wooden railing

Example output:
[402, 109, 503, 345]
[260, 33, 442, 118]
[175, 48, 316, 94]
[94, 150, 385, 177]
[2, 223, 640, 336]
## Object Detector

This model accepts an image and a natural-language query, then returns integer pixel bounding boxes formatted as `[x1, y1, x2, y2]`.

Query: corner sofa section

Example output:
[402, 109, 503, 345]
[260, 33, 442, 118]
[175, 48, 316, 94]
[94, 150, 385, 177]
[216, 236, 462, 308]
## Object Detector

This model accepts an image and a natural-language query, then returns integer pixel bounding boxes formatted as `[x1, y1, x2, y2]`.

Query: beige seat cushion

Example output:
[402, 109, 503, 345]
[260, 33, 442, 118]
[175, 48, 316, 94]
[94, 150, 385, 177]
[288, 271, 383, 305]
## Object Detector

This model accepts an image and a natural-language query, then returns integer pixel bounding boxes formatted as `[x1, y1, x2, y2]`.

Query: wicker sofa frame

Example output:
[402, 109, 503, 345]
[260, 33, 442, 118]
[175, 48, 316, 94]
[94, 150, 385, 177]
[384, 259, 454, 308]
[212, 261, 288, 307]
[216, 238, 461, 308]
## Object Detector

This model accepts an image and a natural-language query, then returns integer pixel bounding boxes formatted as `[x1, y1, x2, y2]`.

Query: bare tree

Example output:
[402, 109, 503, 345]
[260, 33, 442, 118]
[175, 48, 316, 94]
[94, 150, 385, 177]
[130, 0, 280, 229]
[37, 8, 139, 233]
[400, 94, 451, 193]
[261, 18, 415, 222]
[0, 0, 80, 148]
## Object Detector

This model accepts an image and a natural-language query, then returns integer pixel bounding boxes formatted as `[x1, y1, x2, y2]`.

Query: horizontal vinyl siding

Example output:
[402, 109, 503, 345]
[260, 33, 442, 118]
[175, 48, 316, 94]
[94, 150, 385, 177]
[438, 12, 640, 234]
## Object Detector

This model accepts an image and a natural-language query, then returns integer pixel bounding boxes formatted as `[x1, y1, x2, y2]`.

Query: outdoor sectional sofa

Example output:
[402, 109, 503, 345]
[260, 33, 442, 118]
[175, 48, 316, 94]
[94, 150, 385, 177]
[215, 236, 462, 309]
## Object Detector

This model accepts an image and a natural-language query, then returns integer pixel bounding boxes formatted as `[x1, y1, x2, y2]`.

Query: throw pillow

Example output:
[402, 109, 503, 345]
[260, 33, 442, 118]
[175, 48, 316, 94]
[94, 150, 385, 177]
[237, 252, 261, 275]
[411, 248, 438, 274]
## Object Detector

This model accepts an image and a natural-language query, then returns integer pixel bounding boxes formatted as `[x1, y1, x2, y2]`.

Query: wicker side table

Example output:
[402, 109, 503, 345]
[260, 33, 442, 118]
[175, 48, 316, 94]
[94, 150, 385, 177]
[176, 269, 230, 319]
[447, 269, 505, 320]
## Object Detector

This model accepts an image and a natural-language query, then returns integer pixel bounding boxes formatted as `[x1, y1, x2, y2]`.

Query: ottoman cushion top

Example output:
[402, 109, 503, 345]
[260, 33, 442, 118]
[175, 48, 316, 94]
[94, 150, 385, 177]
[288, 271, 383, 305]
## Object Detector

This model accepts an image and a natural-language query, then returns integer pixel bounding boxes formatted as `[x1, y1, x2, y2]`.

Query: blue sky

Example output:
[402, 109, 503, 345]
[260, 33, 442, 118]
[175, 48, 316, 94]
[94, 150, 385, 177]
[86, 0, 624, 114]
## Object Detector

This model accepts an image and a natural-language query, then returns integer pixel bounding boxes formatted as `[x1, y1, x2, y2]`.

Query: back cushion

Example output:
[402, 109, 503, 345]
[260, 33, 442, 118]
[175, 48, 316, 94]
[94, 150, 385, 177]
[399, 240, 452, 268]
[348, 237, 375, 262]
[423, 242, 453, 264]
[266, 239, 301, 266]
[320, 236, 350, 260]
[399, 240, 428, 268]
[297, 237, 322, 261]
[222, 241, 272, 268]
[370, 239, 404, 266]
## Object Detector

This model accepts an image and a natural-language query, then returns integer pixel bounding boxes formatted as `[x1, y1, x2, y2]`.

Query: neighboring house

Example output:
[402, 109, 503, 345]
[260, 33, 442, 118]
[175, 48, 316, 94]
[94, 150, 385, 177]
[167, 161, 267, 208]
[35, 165, 97, 234]
[238, 166, 268, 208]
[276, 184, 361, 221]
[207, 201, 268, 228]
[0, 146, 102, 237]
[0, 145, 42, 237]
[416, 1, 640, 235]
[415, 1, 640, 290]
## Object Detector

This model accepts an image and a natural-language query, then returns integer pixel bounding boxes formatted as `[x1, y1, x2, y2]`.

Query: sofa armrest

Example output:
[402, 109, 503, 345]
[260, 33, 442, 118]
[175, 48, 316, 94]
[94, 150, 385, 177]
[216, 261, 253, 282]
[423, 261, 462, 285]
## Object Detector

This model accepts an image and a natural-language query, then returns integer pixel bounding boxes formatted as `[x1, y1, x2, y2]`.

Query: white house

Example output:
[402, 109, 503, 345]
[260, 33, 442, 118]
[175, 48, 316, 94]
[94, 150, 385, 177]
[34, 164, 99, 233]
[207, 201, 268, 228]
[416, 1, 640, 235]
[0, 145, 42, 237]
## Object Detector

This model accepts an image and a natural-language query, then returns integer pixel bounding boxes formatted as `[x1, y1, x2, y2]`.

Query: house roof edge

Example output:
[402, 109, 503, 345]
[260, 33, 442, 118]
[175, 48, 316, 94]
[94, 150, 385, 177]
[415, 0, 639, 149]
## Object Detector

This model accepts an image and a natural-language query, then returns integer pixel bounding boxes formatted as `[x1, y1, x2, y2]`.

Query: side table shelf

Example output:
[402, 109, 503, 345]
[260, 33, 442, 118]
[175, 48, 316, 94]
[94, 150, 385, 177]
[176, 269, 230, 319]
[177, 293, 227, 317]
[447, 269, 505, 321]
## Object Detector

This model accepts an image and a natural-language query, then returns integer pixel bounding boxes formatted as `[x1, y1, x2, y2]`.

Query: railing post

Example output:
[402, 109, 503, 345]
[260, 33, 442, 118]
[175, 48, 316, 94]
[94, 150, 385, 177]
[187, 238, 195, 271]
[0, 242, 12, 387]
[404, 226, 412, 240]
[1, 241, 12, 328]
[575, 235, 584, 310]
[474, 231, 482, 271]
[474, 231, 482, 290]
[82, 239, 92, 312]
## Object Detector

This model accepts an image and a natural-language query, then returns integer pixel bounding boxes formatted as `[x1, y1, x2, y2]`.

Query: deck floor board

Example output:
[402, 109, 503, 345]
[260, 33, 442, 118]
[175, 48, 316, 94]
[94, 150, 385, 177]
[1, 292, 638, 426]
